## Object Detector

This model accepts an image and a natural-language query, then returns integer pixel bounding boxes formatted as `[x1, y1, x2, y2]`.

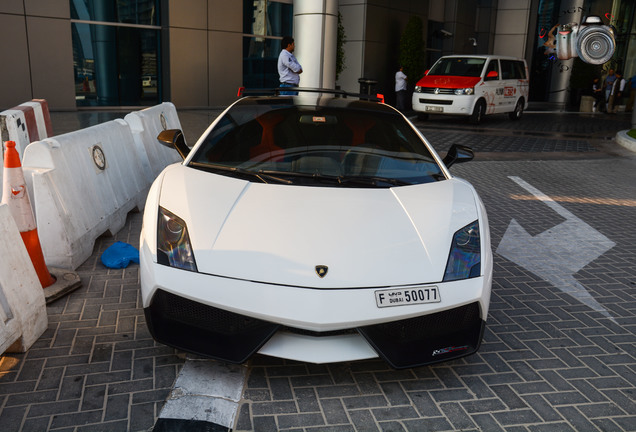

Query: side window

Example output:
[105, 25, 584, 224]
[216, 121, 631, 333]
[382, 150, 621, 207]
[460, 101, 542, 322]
[501, 60, 527, 80]
[500, 60, 513, 80]
[485, 60, 499, 81]
[514, 61, 527, 79]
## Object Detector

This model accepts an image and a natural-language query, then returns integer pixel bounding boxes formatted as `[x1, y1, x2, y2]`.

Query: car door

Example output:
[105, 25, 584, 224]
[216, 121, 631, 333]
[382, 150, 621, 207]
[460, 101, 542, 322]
[482, 59, 503, 114]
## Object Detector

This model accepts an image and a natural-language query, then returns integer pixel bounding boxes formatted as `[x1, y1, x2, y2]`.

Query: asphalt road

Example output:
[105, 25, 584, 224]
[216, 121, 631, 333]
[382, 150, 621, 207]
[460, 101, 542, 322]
[1, 109, 634, 431]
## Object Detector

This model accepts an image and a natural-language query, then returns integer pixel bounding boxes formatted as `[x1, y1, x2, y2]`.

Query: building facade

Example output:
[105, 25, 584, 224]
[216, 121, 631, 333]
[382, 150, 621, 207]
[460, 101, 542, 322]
[1, 0, 634, 111]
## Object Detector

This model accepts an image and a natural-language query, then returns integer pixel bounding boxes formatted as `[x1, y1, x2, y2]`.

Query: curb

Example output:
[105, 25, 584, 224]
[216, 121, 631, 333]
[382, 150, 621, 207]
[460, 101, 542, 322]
[616, 130, 636, 153]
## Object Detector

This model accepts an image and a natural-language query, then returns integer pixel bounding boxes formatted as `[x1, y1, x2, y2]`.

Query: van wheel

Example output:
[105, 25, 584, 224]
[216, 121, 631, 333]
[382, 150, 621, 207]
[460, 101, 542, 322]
[469, 100, 485, 124]
[509, 99, 524, 120]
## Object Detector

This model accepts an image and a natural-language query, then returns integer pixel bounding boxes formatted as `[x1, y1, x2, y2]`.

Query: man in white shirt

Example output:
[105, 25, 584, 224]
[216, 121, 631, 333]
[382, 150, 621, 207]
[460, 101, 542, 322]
[278, 36, 303, 95]
[395, 66, 408, 111]
[608, 71, 626, 114]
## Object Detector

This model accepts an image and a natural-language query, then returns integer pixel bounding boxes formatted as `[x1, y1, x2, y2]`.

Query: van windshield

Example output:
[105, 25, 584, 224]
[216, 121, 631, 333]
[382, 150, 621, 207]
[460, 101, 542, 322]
[428, 58, 486, 77]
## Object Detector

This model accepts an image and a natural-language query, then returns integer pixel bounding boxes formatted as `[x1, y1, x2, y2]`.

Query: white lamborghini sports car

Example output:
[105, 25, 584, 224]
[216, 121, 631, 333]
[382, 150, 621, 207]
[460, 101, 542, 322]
[140, 90, 492, 369]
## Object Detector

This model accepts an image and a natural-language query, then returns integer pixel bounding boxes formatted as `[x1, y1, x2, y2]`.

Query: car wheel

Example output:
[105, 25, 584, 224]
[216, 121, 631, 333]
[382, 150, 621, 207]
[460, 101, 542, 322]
[509, 99, 523, 120]
[469, 100, 485, 124]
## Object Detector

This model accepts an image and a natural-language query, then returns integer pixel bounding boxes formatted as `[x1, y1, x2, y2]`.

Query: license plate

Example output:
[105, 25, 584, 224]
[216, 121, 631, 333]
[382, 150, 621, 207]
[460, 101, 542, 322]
[375, 286, 441, 308]
[425, 106, 443, 112]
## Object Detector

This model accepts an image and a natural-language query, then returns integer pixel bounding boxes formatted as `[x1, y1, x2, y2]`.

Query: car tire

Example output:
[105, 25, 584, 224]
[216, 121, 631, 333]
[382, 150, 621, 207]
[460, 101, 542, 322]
[509, 99, 524, 120]
[469, 100, 485, 124]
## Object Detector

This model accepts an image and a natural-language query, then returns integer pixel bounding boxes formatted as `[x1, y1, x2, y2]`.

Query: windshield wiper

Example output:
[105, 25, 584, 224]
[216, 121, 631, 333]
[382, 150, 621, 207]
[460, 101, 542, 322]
[260, 170, 413, 187]
[191, 164, 422, 187]
[189, 162, 293, 184]
[337, 175, 413, 187]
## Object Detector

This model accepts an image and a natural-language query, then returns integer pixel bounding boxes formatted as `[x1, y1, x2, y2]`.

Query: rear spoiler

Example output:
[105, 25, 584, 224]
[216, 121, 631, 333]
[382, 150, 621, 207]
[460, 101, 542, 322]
[237, 86, 384, 103]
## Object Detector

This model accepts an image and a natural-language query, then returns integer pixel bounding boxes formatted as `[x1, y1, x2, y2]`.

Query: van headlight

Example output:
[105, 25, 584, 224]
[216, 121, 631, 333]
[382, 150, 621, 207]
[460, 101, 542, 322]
[454, 88, 474, 95]
[414, 86, 423, 93]
[156, 207, 197, 272]
[443, 221, 480, 281]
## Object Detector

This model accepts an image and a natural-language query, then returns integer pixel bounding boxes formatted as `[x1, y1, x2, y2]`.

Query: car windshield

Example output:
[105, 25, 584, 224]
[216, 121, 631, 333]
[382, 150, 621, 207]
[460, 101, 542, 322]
[189, 97, 445, 187]
[428, 57, 486, 77]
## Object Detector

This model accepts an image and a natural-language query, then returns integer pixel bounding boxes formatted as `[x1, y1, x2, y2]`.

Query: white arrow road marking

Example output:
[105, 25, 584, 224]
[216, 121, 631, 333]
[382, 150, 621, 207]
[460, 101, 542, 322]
[496, 176, 616, 321]
[158, 359, 247, 427]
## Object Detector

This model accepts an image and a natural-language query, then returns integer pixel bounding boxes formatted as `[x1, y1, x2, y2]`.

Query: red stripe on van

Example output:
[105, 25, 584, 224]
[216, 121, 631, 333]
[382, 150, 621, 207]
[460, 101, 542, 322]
[416, 76, 481, 89]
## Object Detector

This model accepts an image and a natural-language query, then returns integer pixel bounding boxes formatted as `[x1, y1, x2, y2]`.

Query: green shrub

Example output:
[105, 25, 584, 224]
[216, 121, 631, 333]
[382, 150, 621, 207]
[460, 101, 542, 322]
[399, 16, 426, 86]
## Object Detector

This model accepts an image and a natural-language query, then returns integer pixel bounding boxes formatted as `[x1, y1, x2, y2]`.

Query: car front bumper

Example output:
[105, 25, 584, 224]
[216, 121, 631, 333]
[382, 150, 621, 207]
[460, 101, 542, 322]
[411, 92, 475, 115]
[141, 243, 491, 369]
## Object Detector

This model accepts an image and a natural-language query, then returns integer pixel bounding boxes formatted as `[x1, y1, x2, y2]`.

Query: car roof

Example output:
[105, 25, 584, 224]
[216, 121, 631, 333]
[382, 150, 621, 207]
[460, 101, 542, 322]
[438, 54, 526, 62]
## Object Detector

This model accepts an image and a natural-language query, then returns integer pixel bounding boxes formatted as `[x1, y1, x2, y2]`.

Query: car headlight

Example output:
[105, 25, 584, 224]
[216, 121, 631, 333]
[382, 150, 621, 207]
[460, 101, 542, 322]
[414, 86, 423, 93]
[157, 206, 197, 272]
[454, 88, 474, 95]
[443, 220, 480, 281]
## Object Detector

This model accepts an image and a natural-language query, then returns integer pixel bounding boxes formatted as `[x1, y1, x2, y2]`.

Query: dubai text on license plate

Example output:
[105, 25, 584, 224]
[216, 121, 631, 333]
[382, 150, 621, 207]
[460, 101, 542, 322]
[375, 286, 441, 308]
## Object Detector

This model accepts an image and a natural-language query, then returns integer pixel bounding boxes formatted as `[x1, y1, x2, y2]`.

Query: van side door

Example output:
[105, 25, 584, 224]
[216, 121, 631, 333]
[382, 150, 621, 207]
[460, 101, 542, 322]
[482, 59, 503, 114]
[500, 59, 524, 112]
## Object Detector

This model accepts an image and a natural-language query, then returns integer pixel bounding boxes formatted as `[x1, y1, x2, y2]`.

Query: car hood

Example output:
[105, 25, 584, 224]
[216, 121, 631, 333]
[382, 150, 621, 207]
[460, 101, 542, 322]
[158, 165, 480, 288]
[417, 76, 481, 89]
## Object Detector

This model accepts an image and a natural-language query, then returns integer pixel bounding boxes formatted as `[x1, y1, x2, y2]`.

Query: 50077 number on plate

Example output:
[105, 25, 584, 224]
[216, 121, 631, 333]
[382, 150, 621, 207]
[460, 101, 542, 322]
[375, 286, 440, 308]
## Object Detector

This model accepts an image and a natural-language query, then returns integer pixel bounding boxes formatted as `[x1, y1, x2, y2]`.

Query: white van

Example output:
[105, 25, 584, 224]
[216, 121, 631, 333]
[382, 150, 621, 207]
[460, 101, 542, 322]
[412, 55, 529, 124]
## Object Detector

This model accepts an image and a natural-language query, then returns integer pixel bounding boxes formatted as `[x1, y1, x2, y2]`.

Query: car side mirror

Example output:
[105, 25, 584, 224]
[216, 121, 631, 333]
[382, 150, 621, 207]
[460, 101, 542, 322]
[485, 70, 499, 81]
[442, 144, 474, 168]
[157, 129, 189, 160]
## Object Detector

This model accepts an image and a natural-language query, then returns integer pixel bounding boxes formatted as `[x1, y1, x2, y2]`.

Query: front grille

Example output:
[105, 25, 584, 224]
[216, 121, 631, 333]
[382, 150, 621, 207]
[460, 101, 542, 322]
[144, 289, 279, 363]
[282, 327, 358, 337]
[152, 289, 269, 336]
[358, 302, 484, 369]
[419, 98, 453, 105]
[419, 87, 456, 95]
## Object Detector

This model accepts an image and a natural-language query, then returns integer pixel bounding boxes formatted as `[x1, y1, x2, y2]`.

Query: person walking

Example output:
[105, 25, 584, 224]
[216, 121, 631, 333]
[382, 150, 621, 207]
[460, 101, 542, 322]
[608, 71, 626, 114]
[592, 77, 605, 113]
[626, 74, 636, 112]
[395, 66, 408, 112]
[603, 69, 616, 108]
[277, 36, 303, 95]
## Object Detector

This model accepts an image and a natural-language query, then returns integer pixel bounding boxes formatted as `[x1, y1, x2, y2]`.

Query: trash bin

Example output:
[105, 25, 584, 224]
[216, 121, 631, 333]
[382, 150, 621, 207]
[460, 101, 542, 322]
[358, 78, 377, 95]
[579, 95, 594, 112]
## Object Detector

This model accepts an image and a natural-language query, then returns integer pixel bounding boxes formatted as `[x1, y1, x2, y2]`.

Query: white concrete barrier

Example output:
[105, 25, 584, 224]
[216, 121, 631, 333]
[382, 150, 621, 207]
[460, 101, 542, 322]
[1, 99, 53, 158]
[1, 99, 53, 191]
[124, 102, 183, 184]
[22, 119, 147, 270]
[0, 203, 48, 354]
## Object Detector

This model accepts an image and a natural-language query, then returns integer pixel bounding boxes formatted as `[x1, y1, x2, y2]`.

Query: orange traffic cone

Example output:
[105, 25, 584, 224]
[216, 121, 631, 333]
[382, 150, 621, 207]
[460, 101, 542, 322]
[2, 141, 55, 288]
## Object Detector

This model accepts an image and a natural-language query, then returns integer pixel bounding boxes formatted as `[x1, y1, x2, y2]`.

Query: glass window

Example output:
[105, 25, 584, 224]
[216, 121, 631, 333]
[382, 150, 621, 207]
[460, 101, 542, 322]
[243, 0, 293, 88]
[189, 99, 444, 187]
[70, 0, 161, 106]
[243, 37, 282, 88]
[72, 22, 161, 106]
[71, 0, 159, 26]
[243, 0, 292, 36]
[267, 1, 293, 37]
[429, 57, 486, 77]
[500, 60, 526, 80]
[485, 60, 499, 80]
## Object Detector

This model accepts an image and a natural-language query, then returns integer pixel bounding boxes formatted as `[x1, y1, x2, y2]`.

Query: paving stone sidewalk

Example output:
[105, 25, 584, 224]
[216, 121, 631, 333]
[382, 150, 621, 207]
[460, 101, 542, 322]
[0, 109, 634, 431]
[234, 157, 636, 432]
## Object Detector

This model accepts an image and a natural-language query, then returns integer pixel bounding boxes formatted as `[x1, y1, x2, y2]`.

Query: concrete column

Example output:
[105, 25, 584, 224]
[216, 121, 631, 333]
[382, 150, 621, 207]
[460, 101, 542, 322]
[293, 0, 338, 89]
[548, 0, 585, 106]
